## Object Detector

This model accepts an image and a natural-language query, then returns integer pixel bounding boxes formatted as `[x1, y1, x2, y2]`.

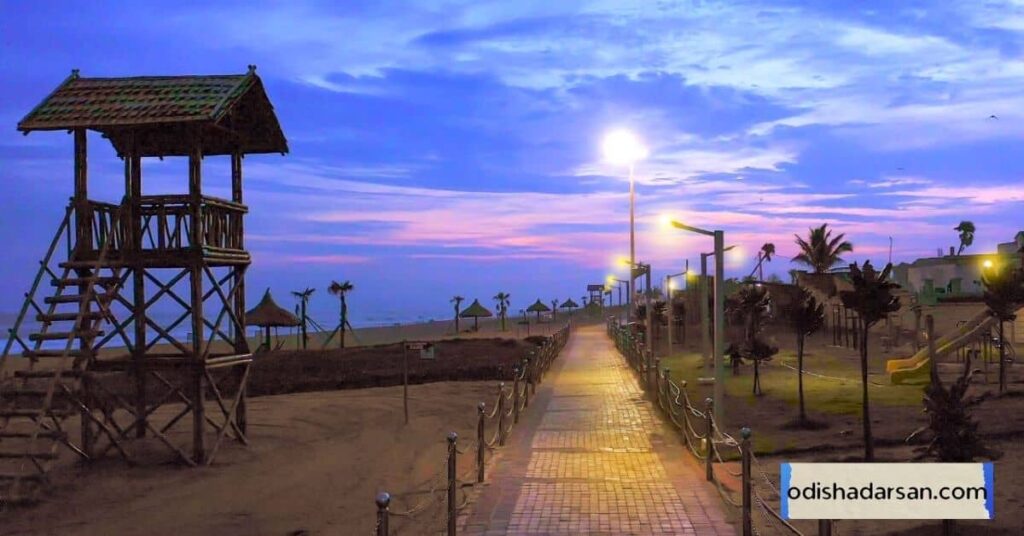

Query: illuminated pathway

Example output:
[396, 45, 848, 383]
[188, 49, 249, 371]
[460, 325, 736, 535]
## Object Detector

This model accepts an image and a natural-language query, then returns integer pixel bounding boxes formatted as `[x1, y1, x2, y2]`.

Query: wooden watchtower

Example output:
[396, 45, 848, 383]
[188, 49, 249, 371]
[0, 67, 286, 503]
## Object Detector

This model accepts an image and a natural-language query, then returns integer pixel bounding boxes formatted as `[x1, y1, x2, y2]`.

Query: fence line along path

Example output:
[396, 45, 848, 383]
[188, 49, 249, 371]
[460, 324, 736, 535]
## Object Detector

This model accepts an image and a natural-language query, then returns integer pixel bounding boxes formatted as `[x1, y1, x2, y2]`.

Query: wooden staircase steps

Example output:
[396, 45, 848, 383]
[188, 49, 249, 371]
[50, 276, 119, 287]
[21, 349, 90, 359]
[0, 430, 66, 440]
[43, 293, 110, 305]
[12, 370, 83, 379]
[35, 312, 104, 323]
[28, 330, 103, 342]
[0, 409, 74, 419]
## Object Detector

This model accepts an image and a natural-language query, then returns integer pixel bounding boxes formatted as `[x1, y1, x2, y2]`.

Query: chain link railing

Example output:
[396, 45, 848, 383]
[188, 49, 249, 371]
[606, 317, 834, 536]
[373, 324, 570, 535]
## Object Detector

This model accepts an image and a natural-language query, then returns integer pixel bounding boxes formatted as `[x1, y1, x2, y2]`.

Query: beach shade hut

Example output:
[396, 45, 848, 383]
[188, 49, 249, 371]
[527, 299, 551, 322]
[560, 298, 580, 315]
[246, 289, 301, 350]
[459, 299, 493, 331]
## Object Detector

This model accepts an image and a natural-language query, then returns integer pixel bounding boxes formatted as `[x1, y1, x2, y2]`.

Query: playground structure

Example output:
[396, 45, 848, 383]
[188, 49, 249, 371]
[887, 306, 1020, 384]
[0, 67, 287, 503]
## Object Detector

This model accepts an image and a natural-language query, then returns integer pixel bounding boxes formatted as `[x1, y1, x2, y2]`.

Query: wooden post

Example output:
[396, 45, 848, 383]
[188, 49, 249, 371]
[189, 134, 206, 464]
[705, 398, 714, 482]
[73, 128, 89, 249]
[231, 151, 248, 434]
[446, 432, 457, 536]
[375, 492, 390, 536]
[741, 427, 752, 536]
[129, 136, 147, 439]
[403, 342, 409, 424]
[73, 127, 95, 454]
[512, 365, 520, 424]
[818, 520, 833, 535]
[476, 403, 485, 483]
[497, 383, 506, 446]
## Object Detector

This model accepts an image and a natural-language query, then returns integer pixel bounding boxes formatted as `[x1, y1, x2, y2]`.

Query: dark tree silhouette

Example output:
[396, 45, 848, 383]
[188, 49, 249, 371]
[839, 261, 901, 461]
[792, 224, 853, 273]
[451, 295, 464, 333]
[327, 280, 354, 349]
[790, 286, 825, 424]
[981, 264, 1024, 393]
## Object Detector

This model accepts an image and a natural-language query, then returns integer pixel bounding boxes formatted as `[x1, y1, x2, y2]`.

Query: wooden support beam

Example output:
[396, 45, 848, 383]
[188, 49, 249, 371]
[189, 132, 206, 464]
[231, 151, 249, 434]
[74, 128, 89, 249]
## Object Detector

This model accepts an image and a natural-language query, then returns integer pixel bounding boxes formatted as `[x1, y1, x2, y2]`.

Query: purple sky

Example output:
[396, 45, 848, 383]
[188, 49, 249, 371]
[1, 1, 1023, 324]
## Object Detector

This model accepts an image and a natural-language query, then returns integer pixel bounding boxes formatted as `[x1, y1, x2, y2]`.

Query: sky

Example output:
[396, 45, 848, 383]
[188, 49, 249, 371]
[1, 0, 1023, 325]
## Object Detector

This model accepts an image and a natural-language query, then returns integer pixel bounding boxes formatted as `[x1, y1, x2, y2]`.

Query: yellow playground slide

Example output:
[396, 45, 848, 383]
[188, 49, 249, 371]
[887, 309, 995, 385]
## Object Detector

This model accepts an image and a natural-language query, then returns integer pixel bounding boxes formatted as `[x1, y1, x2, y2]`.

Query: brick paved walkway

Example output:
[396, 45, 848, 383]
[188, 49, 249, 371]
[461, 325, 736, 535]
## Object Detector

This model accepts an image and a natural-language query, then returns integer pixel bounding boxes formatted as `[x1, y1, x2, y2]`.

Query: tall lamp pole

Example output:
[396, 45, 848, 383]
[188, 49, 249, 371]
[699, 246, 735, 369]
[671, 221, 732, 430]
[665, 269, 688, 355]
[602, 129, 648, 323]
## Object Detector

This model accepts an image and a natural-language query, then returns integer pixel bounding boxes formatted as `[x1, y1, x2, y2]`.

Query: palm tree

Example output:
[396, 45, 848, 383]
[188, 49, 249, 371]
[290, 287, 316, 349]
[327, 280, 354, 349]
[790, 286, 825, 424]
[792, 224, 853, 273]
[981, 264, 1024, 393]
[451, 296, 465, 333]
[727, 284, 773, 394]
[839, 261, 901, 461]
[494, 292, 511, 331]
[743, 337, 778, 395]
[749, 242, 776, 281]
[954, 221, 976, 255]
[551, 299, 560, 321]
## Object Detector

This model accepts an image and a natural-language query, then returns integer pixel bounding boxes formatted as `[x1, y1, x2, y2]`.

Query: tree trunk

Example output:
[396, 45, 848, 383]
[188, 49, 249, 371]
[340, 296, 347, 349]
[860, 319, 874, 461]
[301, 300, 308, 350]
[753, 361, 760, 395]
[797, 333, 806, 423]
[999, 320, 1006, 393]
[455, 307, 460, 333]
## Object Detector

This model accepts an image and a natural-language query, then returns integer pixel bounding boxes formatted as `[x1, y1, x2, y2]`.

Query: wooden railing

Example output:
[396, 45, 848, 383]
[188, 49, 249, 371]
[73, 195, 247, 257]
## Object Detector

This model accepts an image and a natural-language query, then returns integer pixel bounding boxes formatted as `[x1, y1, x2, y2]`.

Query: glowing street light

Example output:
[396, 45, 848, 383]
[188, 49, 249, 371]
[668, 219, 732, 429]
[603, 128, 648, 322]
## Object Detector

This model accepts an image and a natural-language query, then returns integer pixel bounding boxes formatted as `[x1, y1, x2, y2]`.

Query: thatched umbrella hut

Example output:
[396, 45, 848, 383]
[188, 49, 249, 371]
[246, 288, 301, 350]
[560, 298, 580, 315]
[459, 299, 493, 331]
[526, 299, 551, 322]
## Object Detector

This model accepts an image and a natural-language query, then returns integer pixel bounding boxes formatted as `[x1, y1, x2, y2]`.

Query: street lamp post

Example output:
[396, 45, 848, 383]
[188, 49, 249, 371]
[699, 245, 735, 369]
[670, 220, 732, 429]
[603, 129, 648, 323]
[665, 269, 688, 355]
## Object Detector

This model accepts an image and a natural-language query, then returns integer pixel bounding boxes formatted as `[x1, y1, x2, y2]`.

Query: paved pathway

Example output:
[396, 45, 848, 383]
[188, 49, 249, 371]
[461, 325, 736, 535]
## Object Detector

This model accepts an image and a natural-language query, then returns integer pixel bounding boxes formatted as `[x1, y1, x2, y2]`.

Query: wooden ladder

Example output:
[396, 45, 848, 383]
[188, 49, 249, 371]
[0, 202, 124, 506]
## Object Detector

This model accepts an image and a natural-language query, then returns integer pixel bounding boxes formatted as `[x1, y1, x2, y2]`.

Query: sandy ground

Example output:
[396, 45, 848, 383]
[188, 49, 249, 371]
[2, 381, 498, 536]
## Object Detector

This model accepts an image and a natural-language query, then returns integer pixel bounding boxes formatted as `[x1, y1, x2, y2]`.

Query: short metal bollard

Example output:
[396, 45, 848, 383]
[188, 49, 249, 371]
[497, 383, 507, 446]
[375, 491, 390, 536]
[705, 398, 714, 482]
[447, 431, 457, 536]
[653, 358, 661, 397]
[741, 427, 752, 536]
[512, 365, 521, 424]
[523, 358, 531, 408]
[476, 402, 486, 483]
